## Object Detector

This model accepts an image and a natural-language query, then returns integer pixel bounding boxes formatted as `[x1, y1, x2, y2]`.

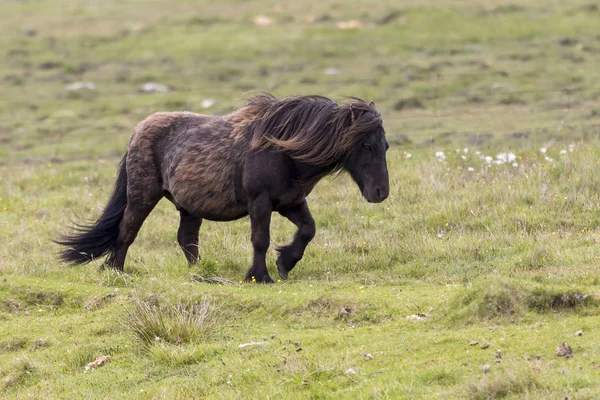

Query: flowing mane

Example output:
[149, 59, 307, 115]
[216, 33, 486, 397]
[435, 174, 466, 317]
[232, 93, 383, 166]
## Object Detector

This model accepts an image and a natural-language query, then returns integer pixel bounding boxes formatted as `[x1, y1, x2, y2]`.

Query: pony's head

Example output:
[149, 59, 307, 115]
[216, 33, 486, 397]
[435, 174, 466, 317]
[338, 99, 389, 203]
[241, 94, 390, 203]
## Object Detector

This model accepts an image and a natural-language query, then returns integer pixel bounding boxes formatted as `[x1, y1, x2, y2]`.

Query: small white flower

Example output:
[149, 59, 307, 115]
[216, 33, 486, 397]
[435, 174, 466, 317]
[461, 155, 466, 160]
[405, 153, 412, 159]
[201, 99, 215, 109]
[569, 143, 575, 152]
[544, 156, 553, 162]
[512, 162, 518, 167]
[559, 149, 567, 155]
[475, 151, 481, 155]
[540, 147, 547, 154]
[485, 156, 493, 164]
[467, 167, 475, 172]
[463, 148, 469, 154]
[508, 153, 516, 162]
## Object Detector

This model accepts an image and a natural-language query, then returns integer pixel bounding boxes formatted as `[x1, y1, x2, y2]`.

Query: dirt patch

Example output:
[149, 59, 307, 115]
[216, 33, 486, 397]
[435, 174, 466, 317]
[84, 292, 117, 311]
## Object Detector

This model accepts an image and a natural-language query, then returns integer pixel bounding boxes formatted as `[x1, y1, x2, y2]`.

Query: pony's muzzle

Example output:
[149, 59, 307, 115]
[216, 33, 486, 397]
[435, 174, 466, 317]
[375, 185, 389, 202]
[362, 184, 389, 203]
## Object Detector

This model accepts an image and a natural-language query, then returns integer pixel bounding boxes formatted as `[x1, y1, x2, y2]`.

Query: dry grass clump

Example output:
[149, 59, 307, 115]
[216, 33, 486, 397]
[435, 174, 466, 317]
[466, 369, 537, 399]
[124, 296, 220, 348]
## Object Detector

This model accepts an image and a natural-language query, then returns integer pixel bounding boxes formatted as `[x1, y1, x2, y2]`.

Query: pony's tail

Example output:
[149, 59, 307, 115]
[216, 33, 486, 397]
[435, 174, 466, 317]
[55, 155, 128, 265]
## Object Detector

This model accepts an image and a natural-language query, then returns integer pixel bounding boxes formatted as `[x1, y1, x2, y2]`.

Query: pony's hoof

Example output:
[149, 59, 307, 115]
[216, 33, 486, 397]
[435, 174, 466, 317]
[244, 273, 275, 284]
[276, 258, 289, 280]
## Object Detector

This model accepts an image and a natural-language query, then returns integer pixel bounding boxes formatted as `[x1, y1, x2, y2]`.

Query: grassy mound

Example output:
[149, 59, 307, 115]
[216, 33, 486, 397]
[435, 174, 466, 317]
[448, 279, 596, 323]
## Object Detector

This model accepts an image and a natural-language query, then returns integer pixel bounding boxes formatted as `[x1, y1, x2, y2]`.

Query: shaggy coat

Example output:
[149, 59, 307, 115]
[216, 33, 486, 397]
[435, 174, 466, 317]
[56, 94, 389, 282]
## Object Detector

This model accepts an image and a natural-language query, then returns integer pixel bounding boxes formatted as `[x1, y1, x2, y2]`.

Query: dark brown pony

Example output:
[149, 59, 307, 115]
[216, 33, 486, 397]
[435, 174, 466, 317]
[56, 94, 389, 283]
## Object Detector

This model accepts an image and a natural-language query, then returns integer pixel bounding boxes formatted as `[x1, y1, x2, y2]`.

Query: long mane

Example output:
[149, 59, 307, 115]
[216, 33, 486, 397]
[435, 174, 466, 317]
[231, 93, 382, 167]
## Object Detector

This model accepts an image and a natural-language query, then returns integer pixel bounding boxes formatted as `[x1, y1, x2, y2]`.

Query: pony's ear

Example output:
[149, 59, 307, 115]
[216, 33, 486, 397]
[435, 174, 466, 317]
[368, 101, 376, 108]
[349, 104, 356, 124]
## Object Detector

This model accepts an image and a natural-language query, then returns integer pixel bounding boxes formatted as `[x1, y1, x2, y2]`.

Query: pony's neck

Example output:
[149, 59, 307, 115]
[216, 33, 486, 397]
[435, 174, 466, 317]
[292, 158, 339, 183]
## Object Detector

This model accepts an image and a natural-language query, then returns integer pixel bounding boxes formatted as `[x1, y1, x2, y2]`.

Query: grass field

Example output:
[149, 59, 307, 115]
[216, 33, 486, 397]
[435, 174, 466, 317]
[2, 0, 600, 398]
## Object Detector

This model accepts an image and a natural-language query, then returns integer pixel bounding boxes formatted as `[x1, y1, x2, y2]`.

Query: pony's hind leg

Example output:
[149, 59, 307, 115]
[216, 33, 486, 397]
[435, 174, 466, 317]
[105, 173, 162, 271]
[105, 199, 161, 271]
[276, 200, 316, 280]
[177, 210, 203, 265]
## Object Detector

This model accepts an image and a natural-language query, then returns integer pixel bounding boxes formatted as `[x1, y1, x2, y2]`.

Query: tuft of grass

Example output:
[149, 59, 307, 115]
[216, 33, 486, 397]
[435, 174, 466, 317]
[196, 259, 218, 277]
[515, 243, 558, 270]
[466, 369, 538, 399]
[448, 279, 595, 323]
[419, 367, 459, 387]
[147, 343, 224, 366]
[124, 297, 220, 348]
[65, 347, 100, 372]
[1, 357, 36, 391]
[0, 338, 29, 354]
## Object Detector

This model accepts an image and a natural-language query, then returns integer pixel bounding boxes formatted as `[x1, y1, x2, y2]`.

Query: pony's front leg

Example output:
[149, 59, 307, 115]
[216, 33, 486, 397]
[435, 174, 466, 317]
[244, 194, 274, 283]
[276, 200, 316, 280]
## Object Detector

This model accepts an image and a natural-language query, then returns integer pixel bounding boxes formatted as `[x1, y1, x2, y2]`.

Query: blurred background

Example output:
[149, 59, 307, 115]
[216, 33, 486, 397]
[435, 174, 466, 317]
[2, 0, 600, 164]
[3, 3, 600, 398]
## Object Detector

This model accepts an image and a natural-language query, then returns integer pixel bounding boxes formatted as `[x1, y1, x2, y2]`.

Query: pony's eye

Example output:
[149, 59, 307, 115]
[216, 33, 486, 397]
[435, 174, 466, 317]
[363, 143, 372, 151]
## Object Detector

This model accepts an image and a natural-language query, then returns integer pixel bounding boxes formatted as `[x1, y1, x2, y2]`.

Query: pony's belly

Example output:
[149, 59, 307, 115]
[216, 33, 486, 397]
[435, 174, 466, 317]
[179, 198, 248, 222]
[194, 209, 249, 222]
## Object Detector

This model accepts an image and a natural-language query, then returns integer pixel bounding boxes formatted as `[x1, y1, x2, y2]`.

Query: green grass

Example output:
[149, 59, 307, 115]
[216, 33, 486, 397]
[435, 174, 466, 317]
[2, 0, 600, 398]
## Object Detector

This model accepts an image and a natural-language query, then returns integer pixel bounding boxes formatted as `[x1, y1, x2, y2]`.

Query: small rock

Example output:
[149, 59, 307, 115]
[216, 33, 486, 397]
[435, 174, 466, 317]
[560, 368, 570, 375]
[480, 343, 490, 349]
[338, 306, 353, 319]
[363, 353, 373, 360]
[65, 81, 95, 91]
[293, 341, 301, 347]
[575, 329, 583, 337]
[496, 350, 502, 359]
[270, 334, 276, 339]
[253, 15, 273, 26]
[345, 367, 357, 375]
[85, 355, 112, 371]
[469, 340, 479, 346]
[535, 355, 542, 361]
[323, 67, 340, 76]
[556, 342, 573, 358]
[482, 364, 491, 374]
[336, 20, 364, 30]
[406, 313, 430, 321]
[140, 82, 169, 93]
